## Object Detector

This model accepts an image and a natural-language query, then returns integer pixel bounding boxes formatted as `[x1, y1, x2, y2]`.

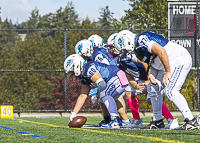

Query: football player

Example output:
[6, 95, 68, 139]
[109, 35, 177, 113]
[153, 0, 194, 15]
[114, 30, 199, 130]
[75, 34, 131, 128]
[64, 54, 131, 129]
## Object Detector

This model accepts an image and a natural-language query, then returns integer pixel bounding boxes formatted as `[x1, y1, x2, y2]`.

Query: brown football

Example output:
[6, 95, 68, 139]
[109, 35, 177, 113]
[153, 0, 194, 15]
[68, 116, 87, 128]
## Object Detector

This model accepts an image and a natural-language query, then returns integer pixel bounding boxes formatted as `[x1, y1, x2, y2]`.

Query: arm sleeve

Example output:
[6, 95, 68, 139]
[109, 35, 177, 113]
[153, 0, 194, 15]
[95, 78, 106, 93]
[146, 41, 156, 53]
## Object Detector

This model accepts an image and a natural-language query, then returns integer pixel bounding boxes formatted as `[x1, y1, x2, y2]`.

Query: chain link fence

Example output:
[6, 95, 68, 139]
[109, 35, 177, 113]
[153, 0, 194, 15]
[0, 27, 199, 113]
[0, 1, 200, 112]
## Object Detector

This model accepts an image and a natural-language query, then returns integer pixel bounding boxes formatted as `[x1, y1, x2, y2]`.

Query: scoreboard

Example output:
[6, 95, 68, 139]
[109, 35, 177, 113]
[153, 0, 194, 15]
[168, 1, 200, 67]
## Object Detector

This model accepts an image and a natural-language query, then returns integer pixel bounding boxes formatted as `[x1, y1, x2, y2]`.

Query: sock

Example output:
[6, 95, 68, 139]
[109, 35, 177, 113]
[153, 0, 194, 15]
[122, 119, 130, 123]
[172, 93, 194, 120]
[104, 115, 111, 122]
[151, 94, 163, 121]
[126, 97, 140, 120]
[162, 103, 174, 119]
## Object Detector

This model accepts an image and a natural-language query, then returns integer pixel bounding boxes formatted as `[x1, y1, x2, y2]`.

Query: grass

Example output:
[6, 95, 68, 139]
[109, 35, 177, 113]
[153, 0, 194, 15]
[0, 116, 200, 143]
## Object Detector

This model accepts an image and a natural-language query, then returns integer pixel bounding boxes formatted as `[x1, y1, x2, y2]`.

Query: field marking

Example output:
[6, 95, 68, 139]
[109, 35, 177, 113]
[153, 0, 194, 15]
[17, 119, 188, 143]
[18, 119, 68, 128]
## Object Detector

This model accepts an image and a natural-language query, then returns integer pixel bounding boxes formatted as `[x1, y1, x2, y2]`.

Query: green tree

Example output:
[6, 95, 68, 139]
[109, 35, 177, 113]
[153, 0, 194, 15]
[19, 7, 41, 29]
[121, 0, 168, 35]
[52, 2, 80, 29]
[0, 18, 19, 51]
[0, 32, 64, 110]
[98, 6, 114, 29]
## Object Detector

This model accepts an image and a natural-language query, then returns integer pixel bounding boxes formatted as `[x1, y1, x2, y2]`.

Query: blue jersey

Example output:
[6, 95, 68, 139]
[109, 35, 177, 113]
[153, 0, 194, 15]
[116, 51, 147, 80]
[134, 31, 169, 64]
[91, 46, 116, 65]
[80, 61, 120, 86]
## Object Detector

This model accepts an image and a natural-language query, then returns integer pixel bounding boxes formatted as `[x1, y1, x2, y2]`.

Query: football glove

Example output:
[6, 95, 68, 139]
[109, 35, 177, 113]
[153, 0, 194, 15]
[91, 95, 98, 104]
[69, 111, 77, 123]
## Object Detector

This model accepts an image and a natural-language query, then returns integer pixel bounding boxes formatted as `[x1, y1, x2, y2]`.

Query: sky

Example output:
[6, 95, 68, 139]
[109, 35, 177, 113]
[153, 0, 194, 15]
[0, 0, 131, 24]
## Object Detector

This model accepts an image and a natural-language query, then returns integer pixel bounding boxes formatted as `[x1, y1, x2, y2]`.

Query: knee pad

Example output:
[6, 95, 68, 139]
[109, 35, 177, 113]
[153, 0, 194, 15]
[113, 92, 125, 100]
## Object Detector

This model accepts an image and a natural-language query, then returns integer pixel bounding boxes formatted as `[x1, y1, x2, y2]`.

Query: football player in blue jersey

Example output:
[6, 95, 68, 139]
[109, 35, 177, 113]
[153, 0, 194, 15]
[64, 54, 131, 129]
[114, 30, 199, 130]
[110, 32, 178, 129]
[75, 34, 131, 128]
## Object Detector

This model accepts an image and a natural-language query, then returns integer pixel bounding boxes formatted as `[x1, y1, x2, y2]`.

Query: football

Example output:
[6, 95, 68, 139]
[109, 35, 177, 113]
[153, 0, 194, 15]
[68, 116, 87, 128]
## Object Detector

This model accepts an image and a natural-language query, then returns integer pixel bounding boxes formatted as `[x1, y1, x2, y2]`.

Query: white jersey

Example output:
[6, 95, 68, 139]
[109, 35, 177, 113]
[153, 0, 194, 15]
[152, 41, 192, 71]
[135, 31, 192, 71]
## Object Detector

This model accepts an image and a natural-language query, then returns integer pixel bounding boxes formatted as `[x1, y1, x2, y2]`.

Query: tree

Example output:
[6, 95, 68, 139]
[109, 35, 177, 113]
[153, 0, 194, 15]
[0, 32, 64, 110]
[35, 75, 101, 110]
[19, 7, 41, 29]
[0, 18, 19, 52]
[121, 0, 168, 35]
[98, 6, 114, 29]
[51, 2, 80, 29]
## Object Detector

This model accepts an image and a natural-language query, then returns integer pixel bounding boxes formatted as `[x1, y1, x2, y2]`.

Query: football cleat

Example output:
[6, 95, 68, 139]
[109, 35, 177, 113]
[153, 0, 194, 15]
[120, 119, 131, 128]
[131, 118, 144, 129]
[93, 120, 110, 127]
[142, 119, 165, 129]
[165, 118, 179, 129]
[101, 117, 120, 129]
[174, 118, 199, 130]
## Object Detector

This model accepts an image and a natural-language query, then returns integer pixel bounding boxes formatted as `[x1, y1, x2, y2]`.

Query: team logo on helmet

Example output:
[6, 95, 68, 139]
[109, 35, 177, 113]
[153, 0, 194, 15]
[66, 60, 73, 66]
[77, 44, 83, 52]
[118, 37, 124, 48]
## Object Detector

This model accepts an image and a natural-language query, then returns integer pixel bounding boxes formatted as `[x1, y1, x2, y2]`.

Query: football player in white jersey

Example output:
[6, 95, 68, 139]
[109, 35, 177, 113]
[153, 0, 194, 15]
[114, 30, 199, 130]
[64, 54, 131, 129]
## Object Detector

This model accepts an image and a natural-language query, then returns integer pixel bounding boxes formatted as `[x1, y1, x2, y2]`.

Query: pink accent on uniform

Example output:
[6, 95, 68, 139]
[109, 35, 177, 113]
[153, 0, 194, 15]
[110, 53, 113, 56]
[109, 53, 114, 60]
[162, 103, 174, 119]
[117, 70, 129, 86]
[126, 97, 140, 120]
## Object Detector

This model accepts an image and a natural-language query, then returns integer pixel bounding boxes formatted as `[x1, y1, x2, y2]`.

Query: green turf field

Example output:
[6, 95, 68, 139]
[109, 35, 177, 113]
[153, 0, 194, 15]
[0, 116, 200, 143]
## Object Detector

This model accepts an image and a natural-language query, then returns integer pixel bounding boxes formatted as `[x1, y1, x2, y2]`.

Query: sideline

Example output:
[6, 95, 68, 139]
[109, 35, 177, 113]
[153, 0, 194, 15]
[18, 119, 188, 143]
[13, 111, 200, 118]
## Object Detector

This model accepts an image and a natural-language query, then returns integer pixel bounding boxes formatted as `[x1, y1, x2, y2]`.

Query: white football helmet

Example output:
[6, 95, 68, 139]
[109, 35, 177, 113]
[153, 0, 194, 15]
[107, 33, 121, 55]
[64, 54, 86, 76]
[114, 30, 137, 53]
[107, 33, 118, 46]
[75, 39, 93, 57]
[88, 34, 104, 47]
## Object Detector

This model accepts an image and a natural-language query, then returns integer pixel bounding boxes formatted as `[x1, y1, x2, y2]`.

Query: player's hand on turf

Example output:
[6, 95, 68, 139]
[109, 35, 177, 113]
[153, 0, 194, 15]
[69, 111, 77, 123]
[162, 72, 172, 87]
